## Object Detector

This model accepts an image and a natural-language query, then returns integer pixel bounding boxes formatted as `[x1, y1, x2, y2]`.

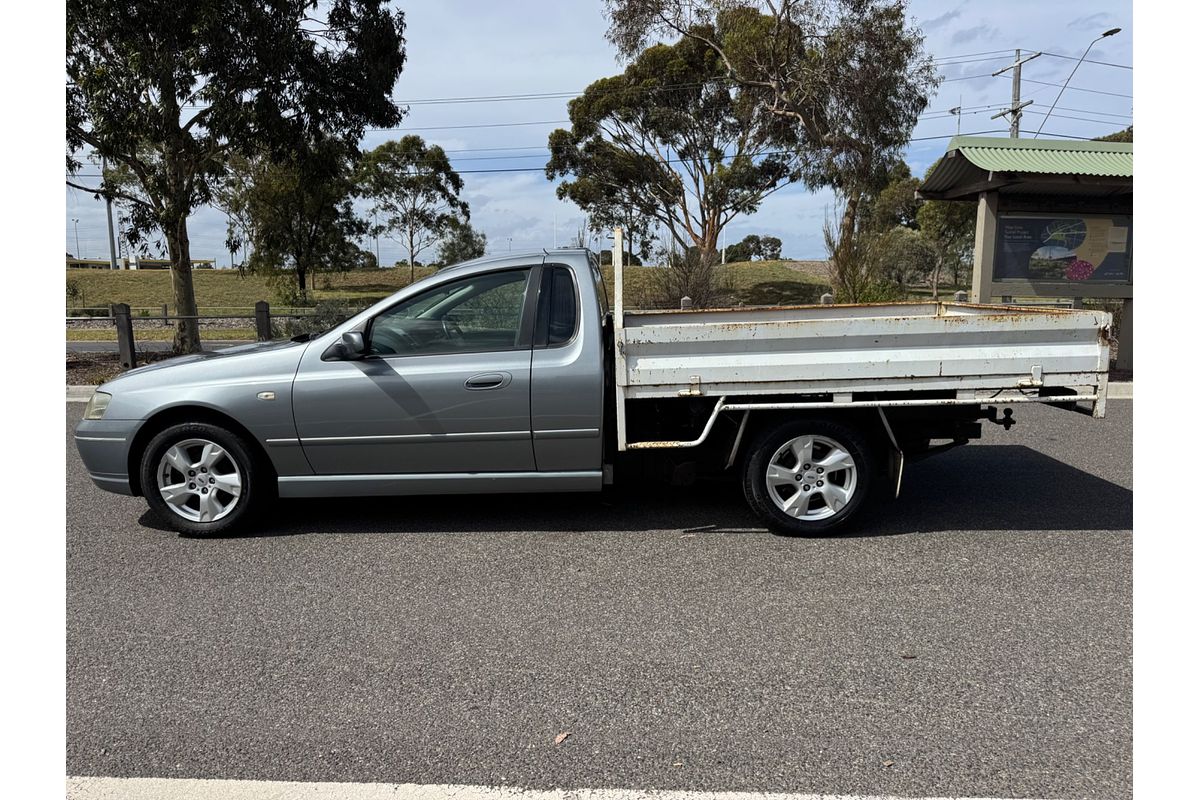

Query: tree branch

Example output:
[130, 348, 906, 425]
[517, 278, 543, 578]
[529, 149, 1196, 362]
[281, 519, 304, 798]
[65, 179, 155, 211]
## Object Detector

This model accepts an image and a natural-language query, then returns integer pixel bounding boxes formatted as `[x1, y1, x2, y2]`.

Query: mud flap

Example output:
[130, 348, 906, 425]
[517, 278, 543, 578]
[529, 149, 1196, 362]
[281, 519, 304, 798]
[887, 447, 905, 500]
[878, 407, 904, 499]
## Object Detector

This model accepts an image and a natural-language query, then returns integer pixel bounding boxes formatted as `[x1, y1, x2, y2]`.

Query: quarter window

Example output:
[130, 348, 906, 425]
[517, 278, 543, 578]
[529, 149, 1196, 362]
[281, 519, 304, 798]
[547, 267, 578, 345]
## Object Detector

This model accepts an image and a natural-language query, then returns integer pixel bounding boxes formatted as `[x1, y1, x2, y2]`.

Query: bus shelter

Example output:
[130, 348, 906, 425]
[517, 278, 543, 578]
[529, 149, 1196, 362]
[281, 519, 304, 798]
[918, 136, 1132, 371]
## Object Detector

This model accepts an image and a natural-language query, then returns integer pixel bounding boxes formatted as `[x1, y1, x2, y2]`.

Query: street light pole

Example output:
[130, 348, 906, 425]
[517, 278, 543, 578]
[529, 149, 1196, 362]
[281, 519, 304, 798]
[1034, 28, 1122, 138]
[72, 218, 81, 258]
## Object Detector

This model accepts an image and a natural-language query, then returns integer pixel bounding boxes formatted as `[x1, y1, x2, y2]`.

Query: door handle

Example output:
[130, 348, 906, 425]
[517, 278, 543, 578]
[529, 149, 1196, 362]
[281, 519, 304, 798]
[464, 372, 511, 390]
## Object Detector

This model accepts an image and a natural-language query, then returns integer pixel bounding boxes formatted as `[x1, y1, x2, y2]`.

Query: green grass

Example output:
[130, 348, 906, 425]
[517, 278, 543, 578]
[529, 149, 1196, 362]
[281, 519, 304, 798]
[65, 267, 442, 313]
[601, 261, 830, 309]
[66, 327, 256, 342]
[66, 261, 831, 315]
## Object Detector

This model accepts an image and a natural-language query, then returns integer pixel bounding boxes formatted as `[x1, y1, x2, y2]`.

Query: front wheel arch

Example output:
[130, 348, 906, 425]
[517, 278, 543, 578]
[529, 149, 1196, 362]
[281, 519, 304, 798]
[126, 405, 276, 498]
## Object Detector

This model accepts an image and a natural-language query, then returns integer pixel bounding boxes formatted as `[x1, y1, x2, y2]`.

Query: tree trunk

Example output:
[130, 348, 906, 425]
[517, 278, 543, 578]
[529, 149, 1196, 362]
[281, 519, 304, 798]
[931, 255, 941, 301]
[834, 192, 862, 301]
[297, 265, 309, 301]
[166, 215, 201, 354]
[837, 193, 860, 267]
[408, 228, 416, 284]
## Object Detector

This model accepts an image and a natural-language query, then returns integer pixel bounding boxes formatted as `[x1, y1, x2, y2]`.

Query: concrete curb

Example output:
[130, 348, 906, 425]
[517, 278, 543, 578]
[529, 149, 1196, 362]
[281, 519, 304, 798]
[1108, 381, 1133, 399]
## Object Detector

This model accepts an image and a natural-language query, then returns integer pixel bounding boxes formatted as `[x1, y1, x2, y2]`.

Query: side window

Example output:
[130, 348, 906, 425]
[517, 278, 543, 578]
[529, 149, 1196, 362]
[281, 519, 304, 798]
[536, 266, 578, 347]
[368, 268, 532, 356]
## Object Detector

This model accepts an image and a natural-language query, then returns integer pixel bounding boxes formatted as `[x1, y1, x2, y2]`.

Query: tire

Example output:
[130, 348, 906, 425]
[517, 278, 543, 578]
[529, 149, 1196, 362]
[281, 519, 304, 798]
[742, 418, 874, 536]
[139, 422, 263, 536]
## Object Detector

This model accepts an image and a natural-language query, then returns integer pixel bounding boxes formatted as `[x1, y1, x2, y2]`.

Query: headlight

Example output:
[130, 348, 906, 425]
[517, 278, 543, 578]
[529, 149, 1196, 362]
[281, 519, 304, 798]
[83, 391, 112, 420]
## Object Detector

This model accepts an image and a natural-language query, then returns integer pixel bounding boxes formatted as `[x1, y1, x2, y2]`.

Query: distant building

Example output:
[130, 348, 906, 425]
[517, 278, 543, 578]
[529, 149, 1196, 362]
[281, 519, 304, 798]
[66, 256, 216, 270]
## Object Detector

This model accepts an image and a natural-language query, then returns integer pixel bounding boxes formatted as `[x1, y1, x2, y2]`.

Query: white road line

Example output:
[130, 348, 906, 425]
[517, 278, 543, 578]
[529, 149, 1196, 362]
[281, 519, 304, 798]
[65, 777, 1048, 800]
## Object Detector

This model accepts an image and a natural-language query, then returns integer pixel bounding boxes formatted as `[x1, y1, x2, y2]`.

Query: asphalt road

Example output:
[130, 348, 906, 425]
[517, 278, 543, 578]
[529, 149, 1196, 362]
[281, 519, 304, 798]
[66, 401, 1132, 798]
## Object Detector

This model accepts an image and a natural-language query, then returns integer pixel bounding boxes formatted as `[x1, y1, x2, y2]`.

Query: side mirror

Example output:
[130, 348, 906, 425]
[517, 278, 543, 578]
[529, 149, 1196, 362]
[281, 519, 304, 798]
[339, 331, 366, 359]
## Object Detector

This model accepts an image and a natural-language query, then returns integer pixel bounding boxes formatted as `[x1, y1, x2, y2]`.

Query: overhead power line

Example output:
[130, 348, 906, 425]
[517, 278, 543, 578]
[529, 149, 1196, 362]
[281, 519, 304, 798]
[1038, 51, 1132, 69]
[1019, 78, 1132, 98]
[932, 49, 1018, 61]
[365, 119, 569, 132]
[933, 55, 1014, 67]
[1031, 103, 1131, 119]
[941, 73, 997, 83]
[64, 127, 1107, 187]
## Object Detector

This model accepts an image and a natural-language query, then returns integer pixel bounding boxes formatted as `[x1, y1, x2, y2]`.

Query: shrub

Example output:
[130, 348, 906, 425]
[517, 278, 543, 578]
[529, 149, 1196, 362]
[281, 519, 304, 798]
[282, 299, 360, 338]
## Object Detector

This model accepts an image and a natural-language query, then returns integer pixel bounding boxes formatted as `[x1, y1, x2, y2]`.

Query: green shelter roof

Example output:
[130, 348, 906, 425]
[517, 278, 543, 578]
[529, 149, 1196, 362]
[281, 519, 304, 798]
[918, 136, 1133, 200]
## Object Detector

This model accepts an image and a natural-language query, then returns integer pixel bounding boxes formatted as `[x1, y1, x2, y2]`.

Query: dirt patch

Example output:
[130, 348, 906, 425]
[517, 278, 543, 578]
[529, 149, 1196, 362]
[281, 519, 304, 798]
[67, 351, 176, 386]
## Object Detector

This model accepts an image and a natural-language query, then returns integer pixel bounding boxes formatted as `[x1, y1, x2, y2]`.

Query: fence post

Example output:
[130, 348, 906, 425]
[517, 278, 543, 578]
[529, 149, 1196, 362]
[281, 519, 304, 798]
[255, 301, 272, 342]
[680, 296, 693, 310]
[161, 303, 169, 326]
[954, 290, 968, 303]
[820, 293, 834, 305]
[111, 303, 137, 370]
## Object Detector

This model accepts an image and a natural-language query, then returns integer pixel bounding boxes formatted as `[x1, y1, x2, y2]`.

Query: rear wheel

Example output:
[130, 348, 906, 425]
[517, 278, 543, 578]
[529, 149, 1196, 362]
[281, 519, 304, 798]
[140, 422, 263, 536]
[742, 418, 874, 535]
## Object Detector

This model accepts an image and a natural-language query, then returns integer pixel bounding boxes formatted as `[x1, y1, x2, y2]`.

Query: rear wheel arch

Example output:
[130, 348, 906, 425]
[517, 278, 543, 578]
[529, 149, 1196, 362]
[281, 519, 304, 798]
[127, 405, 276, 497]
[729, 407, 889, 474]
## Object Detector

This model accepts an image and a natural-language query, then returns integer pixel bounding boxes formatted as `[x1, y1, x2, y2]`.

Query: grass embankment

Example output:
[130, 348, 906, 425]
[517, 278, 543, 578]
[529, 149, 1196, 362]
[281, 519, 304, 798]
[66, 267, 443, 313]
[68, 261, 829, 312]
[600, 261, 829, 309]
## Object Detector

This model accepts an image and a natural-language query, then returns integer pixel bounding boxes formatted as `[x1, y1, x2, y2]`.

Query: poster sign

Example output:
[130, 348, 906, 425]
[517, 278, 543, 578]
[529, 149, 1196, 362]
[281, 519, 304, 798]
[994, 214, 1132, 283]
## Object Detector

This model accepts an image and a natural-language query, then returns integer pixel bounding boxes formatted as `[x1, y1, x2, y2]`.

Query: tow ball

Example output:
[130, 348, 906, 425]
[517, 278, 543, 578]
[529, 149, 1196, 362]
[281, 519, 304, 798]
[985, 406, 1016, 430]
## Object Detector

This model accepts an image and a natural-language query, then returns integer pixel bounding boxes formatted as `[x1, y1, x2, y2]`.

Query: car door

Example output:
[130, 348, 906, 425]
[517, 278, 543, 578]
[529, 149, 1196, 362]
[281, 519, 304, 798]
[291, 266, 539, 475]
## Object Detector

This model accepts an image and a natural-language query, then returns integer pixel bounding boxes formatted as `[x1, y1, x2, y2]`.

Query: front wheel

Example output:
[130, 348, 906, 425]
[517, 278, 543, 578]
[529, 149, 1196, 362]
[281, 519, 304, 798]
[140, 422, 263, 536]
[742, 418, 875, 536]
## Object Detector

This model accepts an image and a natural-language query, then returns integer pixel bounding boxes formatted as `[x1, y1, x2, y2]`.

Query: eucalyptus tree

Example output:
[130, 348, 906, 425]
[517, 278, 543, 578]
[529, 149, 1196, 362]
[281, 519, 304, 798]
[546, 34, 800, 265]
[437, 219, 488, 266]
[603, 0, 938, 276]
[67, 0, 406, 352]
[220, 137, 368, 302]
[358, 136, 470, 282]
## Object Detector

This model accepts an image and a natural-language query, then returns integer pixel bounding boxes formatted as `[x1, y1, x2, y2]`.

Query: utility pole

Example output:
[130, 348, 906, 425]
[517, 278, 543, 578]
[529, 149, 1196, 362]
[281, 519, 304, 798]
[991, 49, 1040, 137]
[101, 157, 119, 269]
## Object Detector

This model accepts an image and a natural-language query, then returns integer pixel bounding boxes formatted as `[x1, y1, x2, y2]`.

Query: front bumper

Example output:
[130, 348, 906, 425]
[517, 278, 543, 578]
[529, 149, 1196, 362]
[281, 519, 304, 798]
[74, 418, 142, 495]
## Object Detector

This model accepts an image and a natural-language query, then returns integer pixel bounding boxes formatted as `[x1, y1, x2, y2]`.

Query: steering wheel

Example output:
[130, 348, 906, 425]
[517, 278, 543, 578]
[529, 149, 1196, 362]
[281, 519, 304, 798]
[441, 315, 464, 341]
[370, 324, 420, 355]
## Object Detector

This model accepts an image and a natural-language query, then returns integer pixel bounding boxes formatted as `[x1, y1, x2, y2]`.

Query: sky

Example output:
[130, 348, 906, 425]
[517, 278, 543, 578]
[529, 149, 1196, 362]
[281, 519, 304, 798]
[64, 0, 1133, 266]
